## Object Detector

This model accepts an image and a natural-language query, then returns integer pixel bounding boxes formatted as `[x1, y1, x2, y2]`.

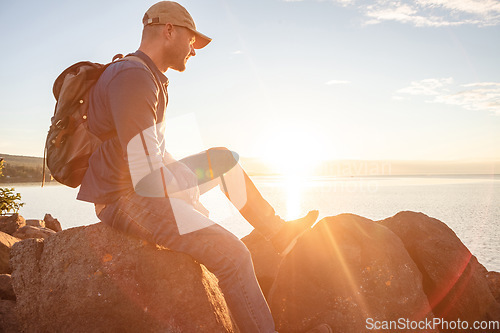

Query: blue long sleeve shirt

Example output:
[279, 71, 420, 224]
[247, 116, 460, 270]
[77, 50, 174, 204]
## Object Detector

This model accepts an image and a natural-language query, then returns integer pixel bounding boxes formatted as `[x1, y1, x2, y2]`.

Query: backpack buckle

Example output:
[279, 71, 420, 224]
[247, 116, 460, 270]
[55, 117, 69, 129]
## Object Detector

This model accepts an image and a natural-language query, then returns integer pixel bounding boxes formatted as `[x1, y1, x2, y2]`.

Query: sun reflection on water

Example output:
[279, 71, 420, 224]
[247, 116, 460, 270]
[284, 172, 303, 220]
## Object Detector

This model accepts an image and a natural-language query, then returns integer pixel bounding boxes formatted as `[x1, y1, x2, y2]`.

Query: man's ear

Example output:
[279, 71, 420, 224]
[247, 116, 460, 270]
[162, 23, 175, 41]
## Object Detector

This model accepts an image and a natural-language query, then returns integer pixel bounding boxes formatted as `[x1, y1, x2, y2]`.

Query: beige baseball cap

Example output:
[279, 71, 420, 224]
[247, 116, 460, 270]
[143, 1, 212, 49]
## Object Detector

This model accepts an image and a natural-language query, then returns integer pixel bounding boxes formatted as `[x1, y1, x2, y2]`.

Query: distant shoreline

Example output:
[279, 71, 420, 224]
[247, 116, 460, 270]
[0, 181, 61, 187]
[3, 173, 499, 187]
[2, 152, 499, 184]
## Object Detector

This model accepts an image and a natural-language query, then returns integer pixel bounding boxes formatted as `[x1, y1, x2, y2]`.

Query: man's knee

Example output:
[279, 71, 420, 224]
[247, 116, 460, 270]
[208, 146, 231, 152]
[208, 147, 239, 164]
[207, 147, 240, 177]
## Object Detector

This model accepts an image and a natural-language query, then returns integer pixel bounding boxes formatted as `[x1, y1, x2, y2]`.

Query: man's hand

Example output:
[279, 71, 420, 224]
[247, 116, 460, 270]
[166, 170, 209, 216]
[166, 160, 199, 203]
[163, 155, 209, 216]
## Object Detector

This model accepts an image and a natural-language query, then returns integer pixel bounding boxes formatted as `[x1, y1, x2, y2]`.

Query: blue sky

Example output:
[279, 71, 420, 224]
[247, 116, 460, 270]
[0, 0, 499, 163]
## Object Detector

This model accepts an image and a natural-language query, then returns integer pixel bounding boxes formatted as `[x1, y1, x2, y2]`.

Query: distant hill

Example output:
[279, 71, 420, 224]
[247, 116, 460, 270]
[0, 153, 48, 184]
[1, 153, 43, 167]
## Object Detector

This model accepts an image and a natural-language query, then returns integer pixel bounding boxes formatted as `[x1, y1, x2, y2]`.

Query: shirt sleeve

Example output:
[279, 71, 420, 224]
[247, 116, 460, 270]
[105, 65, 174, 197]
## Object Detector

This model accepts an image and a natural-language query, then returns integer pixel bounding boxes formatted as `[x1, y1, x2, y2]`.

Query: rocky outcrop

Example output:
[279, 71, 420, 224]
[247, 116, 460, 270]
[10, 223, 236, 333]
[379, 211, 500, 331]
[268, 214, 436, 333]
[244, 212, 499, 333]
[0, 213, 61, 275]
[0, 232, 20, 274]
[0, 274, 15, 301]
[43, 213, 62, 233]
[0, 273, 18, 333]
[0, 213, 64, 331]
[5, 210, 499, 332]
[13, 225, 56, 240]
[0, 300, 19, 333]
[25, 219, 45, 228]
[486, 271, 500, 304]
[0, 214, 25, 236]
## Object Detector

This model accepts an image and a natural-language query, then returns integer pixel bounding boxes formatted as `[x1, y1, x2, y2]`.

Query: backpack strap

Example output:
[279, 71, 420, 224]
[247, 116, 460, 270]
[91, 55, 154, 143]
[121, 55, 148, 67]
[100, 54, 161, 140]
[120, 55, 162, 88]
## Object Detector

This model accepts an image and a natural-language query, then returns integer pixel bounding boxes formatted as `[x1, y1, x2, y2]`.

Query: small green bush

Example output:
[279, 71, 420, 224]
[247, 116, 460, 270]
[0, 187, 25, 215]
[0, 159, 25, 215]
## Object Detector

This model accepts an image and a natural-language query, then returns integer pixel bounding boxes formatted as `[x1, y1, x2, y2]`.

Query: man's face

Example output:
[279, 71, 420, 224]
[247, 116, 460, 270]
[169, 26, 196, 72]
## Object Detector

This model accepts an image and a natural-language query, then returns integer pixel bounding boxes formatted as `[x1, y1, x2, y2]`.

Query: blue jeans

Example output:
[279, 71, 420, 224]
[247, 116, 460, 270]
[97, 148, 281, 333]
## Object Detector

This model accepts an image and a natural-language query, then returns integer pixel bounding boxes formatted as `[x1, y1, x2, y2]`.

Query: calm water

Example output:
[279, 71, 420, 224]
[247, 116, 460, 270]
[11, 175, 500, 271]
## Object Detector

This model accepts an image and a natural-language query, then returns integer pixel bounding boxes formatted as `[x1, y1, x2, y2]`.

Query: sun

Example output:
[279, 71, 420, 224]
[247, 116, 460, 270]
[260, 125, 323, 178]
[259, 125, 324, 219]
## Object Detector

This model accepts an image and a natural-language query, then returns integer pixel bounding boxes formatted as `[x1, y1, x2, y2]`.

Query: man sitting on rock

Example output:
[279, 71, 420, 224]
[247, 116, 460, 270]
[77, 2, 331, 332]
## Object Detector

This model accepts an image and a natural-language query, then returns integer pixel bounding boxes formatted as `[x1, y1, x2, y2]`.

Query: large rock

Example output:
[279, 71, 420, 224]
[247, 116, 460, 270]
[0, 232, 20, 274]
[12, 225, 56, 240]
[486, 271, 500, 303]
[10, 223, 236, 333]
[25, 219, 46, 228]
[241, 229, 282, 298]
[268, 213, 435, 333]
[0, 274, 15, 301]
[379, 211, 500, 331]
[43, 213, 62, 232]
[0, 300, 19, 333]
[0, 214, 25, 236]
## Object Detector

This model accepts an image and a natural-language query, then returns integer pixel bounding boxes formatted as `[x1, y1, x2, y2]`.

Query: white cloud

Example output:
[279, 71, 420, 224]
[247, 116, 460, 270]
[282, 0, 500, 27]
[364, 3, 423, 26]
[435, 83, 500, 114]
[417, 0, 500, 17]
[325, 79, 351, 85]
[462, 82, 500, 88]
[232, 50, 243, 55]
[397, 77, 453, 95]
[362, 0, 500, 27]
[333, 0, 356, 6]
[397, 78, 500, 114]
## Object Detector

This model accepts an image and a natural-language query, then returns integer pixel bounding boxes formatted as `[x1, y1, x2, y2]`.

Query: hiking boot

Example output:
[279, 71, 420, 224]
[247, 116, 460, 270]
[270, 210, 319, 256]
[305, 323, 333, 333]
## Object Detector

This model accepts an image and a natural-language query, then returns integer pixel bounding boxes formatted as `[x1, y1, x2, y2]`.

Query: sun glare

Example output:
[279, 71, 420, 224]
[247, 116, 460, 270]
[261, 126, 323, 176]
[260, 126, 323, 219]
